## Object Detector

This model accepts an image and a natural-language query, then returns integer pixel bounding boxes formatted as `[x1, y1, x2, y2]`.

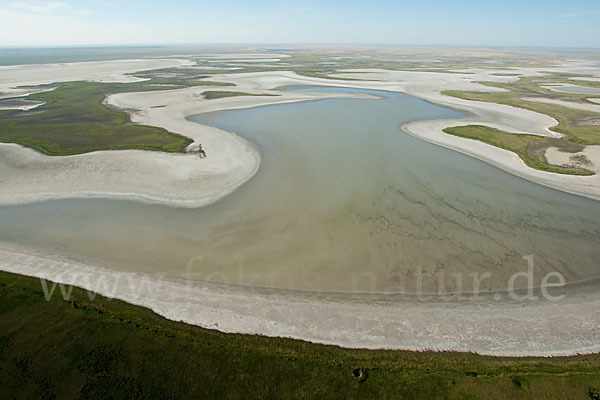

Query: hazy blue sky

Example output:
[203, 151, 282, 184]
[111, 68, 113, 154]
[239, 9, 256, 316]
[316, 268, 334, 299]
[1, 0, 599, 47]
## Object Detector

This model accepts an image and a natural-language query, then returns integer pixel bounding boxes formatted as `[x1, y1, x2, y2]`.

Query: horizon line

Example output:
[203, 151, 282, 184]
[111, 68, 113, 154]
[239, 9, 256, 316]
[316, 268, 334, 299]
[1, 43, 599, 51]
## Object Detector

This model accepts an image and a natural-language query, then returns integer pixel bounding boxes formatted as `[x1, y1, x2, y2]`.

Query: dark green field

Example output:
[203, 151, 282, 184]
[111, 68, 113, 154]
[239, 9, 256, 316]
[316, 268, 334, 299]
[0, 71, 237, 156]
[1, 271, 599, 399]
[0, 81, 194, 155]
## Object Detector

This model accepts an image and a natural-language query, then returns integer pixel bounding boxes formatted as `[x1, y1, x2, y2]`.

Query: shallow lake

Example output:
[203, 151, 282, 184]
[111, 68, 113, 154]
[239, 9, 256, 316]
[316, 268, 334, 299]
[1, 87, 599, 293]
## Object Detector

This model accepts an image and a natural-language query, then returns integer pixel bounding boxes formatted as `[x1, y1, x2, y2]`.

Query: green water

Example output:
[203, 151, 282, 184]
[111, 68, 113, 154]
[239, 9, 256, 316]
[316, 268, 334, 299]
[0, 87, 599, 293]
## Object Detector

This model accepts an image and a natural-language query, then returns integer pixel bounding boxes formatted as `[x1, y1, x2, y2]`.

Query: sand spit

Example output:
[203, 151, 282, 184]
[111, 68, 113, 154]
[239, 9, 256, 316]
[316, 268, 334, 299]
[1, 243, 600, 357]
[0, 142, 258, 208]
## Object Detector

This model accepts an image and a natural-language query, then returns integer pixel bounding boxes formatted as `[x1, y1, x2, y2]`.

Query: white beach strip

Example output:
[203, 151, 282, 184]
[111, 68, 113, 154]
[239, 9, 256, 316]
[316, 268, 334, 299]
[1, 243, 600, 357]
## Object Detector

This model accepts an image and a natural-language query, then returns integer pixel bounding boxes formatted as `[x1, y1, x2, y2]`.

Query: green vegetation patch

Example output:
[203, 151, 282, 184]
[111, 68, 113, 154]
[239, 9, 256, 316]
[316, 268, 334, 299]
[0, 81, 193, 155]
[202, 90, 279, 100]
[442, 74, 600, 146]
[443, 125, 593, 175]
[1, 271, 600, 399]
[0, 65, 244, 155]
[130, 69, 236, 87]
[441, 74, 600, 175]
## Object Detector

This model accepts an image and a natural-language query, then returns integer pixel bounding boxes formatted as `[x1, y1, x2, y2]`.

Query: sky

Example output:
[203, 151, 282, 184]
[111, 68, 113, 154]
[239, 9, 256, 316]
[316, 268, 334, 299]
[1, 0, 599, 48]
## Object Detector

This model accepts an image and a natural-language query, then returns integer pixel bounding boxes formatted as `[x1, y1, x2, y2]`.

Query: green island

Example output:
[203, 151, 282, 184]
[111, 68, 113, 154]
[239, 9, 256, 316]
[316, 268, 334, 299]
[442, 73, 600, 175]
[443, 125, 593, 175]
[0, 73, 234, 156]
[1, 270, 599, 399]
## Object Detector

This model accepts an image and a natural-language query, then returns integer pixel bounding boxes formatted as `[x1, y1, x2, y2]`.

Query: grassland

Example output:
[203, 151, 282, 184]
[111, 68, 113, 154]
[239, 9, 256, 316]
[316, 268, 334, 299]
[0, 81, 196, 155]
[1, 271, 600, 399]
[442, 74, 600, 175]
[0, 72, 238, 156]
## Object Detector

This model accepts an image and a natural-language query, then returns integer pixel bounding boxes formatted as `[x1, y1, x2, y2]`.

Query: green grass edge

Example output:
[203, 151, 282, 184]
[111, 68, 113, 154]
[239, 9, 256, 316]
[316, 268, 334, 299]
[1, 270, 600, 399]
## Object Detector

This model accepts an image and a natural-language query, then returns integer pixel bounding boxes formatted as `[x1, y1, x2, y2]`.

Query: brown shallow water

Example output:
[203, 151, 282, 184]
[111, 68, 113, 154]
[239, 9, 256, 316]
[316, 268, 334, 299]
[0, 87, 599, 293]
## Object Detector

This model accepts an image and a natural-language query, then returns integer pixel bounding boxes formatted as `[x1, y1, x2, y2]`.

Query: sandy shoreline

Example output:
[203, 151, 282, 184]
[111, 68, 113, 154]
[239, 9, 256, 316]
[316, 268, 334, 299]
[1, 242, 599, 357]
[1, 57, 600, 357]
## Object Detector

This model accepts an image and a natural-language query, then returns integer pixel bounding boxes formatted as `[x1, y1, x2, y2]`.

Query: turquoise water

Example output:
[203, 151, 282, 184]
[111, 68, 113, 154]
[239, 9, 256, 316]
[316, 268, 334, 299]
[0, 87, 599, 293]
